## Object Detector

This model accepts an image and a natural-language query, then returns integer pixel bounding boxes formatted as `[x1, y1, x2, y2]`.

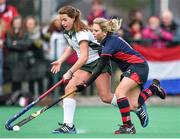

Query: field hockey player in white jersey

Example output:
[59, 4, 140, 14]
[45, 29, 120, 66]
[50, 5, 112, 134]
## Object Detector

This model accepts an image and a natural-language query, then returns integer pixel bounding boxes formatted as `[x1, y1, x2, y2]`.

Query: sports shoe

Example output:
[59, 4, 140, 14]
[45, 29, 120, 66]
[135, 103, 149, 128]
[52, 123, 77, 134]
[150, 79, 166, 99]
[6, 90, 21, 105]
[114, 124, 136, 134]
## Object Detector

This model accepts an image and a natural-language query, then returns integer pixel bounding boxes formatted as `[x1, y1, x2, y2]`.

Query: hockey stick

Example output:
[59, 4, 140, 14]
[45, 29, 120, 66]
[5, 79, 65, 130]
[6, 87, 77, 131]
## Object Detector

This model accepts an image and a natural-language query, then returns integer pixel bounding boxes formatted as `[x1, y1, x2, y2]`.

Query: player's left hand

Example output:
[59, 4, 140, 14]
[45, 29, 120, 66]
[76, 82, 87, 92]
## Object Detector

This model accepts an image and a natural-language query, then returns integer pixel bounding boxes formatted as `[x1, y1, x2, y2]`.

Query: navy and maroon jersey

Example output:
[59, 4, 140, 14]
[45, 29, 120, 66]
[101, 35, 146, 72]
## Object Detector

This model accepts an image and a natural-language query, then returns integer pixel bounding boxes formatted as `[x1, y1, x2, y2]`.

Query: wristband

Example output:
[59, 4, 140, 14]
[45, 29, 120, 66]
[68, 69, 74, 77]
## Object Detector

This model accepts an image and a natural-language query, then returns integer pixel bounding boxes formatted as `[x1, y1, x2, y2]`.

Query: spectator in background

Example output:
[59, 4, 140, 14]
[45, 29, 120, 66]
[0, 19, 6, 95]
[0, 19, 6, 44]
[5, 16, 31, 93]
[161, 10, 177, 35]
[125, 9, 144, 42]
[161, 10, 180, 42]
[128, 9, 144, 28]
[24, 16, 47, 96]
[87, 0, 107, 26]
[128, 20, 143, 41]
[0, 0, 19, 30]
[0, 0, 19, 95]
[142, 16, 173, 48]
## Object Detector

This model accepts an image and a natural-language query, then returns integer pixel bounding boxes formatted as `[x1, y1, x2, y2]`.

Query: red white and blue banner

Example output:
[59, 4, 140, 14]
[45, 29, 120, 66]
[133, 44, 180, 95]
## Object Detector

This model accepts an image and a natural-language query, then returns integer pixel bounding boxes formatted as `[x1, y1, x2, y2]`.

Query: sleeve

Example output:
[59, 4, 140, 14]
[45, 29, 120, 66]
[160, 29, 173, 41]
[16, 33, 32, 48]
[6, 32, 13, 48]
[85, 55, 110, 86]
[76, 31, 90, 44]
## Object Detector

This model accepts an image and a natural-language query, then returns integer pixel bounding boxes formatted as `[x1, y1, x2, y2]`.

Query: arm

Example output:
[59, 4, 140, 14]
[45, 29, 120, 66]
[142, 28, 158, 40]
[58, 46, 74, 63]
[6, 32, 31, 51]
[160, 29, 173, 41]
[6, 33, 13, 48]
[63, 40, 89, 79]
[76, 55, 110, 92]
[16, 33, 32, 48]
[51, 46, 73, 74]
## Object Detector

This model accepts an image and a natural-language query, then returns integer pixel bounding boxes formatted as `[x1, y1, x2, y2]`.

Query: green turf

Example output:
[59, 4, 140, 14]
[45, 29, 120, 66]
[0, 105, 180, 138]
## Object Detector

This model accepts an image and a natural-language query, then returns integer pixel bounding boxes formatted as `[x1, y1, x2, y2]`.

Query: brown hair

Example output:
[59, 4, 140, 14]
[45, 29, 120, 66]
[47, 16, 63, 34]
[58, 5, 88, 32]
[9, 16, 24, 38]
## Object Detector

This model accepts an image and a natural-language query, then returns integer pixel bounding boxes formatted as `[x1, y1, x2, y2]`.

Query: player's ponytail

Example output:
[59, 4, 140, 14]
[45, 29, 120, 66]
[107, 18, 122, 33]
[93, 18, 122, 35]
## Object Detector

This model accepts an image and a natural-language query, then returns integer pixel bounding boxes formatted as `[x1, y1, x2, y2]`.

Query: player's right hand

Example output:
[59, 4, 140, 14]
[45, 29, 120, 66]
[51, 60, 61, 74]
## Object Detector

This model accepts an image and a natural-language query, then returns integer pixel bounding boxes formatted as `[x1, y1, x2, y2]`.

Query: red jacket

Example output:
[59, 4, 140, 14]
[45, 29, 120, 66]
[0, 5, 19, 36]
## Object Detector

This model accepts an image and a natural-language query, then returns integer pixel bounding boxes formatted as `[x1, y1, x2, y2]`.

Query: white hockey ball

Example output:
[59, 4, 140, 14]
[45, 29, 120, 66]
[13, 125, 20, 131]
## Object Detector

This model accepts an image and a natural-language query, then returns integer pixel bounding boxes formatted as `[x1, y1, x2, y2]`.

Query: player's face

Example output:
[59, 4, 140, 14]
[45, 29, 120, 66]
[60, 14, 74, 31]
[92, 24, 106, 42]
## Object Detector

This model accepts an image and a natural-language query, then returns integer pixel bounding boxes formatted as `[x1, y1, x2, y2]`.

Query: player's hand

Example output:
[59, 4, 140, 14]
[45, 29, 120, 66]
[51, 60, 62, 74]
[76, 82, 87, 92]
[63, 70, 73, 81]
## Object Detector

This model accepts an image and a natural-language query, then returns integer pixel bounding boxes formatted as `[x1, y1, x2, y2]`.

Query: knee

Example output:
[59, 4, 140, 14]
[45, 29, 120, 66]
[115, 88, 128, 98]
[64, 86, 75, 98]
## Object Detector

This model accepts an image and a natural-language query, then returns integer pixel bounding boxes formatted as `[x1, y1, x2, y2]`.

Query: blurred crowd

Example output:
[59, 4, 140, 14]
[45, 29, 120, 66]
[0, 0, 180, 106]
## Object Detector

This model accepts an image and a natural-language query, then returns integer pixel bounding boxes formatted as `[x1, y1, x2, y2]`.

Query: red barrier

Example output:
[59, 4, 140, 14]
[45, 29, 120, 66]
[133, 44, 180, 61]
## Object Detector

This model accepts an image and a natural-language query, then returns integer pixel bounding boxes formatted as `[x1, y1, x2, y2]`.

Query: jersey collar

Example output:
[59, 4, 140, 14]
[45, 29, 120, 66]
[100, 35, 109, 45]
[63, 29, 76, 39]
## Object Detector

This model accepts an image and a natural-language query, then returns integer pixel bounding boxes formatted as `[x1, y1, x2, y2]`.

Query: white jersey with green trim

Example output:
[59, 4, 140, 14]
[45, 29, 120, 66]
[63, 30, 100, 64]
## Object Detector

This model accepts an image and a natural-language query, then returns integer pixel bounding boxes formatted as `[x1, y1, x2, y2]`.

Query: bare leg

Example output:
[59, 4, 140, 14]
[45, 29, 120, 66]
[95, 72, 113, 104]
[95, 72, 140, 109]
[126, 86, 141, 110]
[63, 70, 91, 127]
[65, 70, 91, 97]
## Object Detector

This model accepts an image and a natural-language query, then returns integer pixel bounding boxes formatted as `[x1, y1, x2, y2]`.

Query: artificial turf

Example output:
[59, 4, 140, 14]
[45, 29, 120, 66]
[0, 105, 180, 138]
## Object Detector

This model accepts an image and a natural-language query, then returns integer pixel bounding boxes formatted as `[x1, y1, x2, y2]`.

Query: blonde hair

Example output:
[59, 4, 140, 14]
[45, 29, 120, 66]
[93, 18, 122, 34]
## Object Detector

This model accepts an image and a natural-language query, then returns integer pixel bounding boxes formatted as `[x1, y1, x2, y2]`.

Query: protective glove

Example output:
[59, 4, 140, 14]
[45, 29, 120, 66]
[76, 82, 87, 92]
